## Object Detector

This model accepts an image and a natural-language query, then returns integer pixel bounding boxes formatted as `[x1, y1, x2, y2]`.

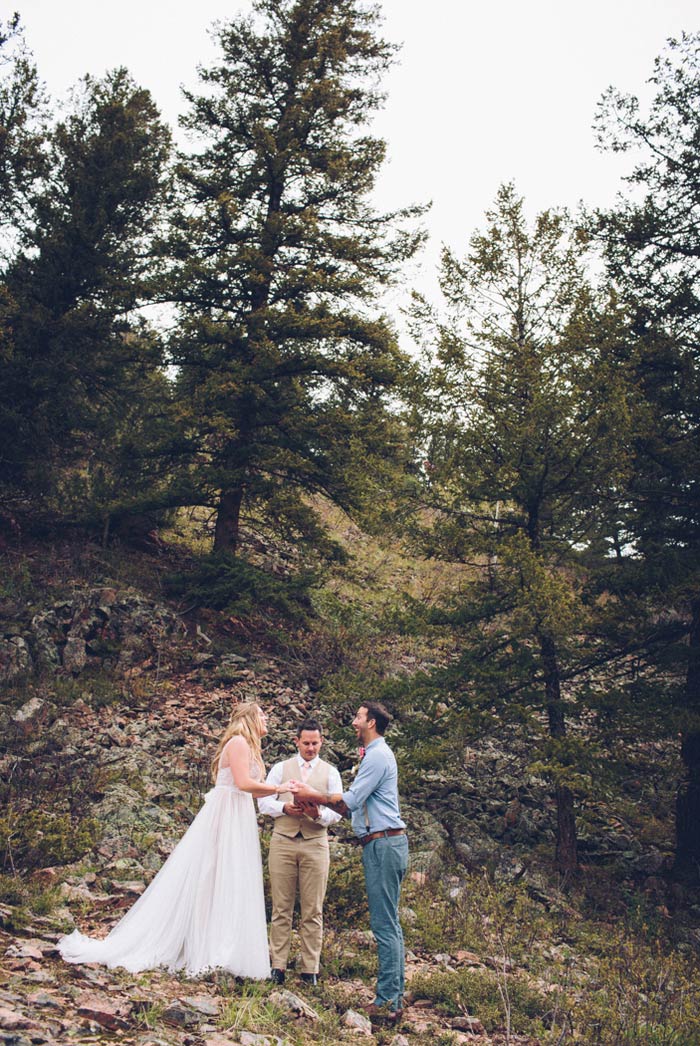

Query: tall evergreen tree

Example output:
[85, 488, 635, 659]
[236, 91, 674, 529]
[408, 185, 631, 872]
[0, 13, 46, 246]
[168, 0, 424, 555]
[0, 68, 172, 524]
[594, 33, 700, 880]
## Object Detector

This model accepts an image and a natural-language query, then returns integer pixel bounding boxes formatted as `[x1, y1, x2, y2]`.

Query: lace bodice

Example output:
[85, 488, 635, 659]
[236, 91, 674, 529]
[215, 760, 261, 792]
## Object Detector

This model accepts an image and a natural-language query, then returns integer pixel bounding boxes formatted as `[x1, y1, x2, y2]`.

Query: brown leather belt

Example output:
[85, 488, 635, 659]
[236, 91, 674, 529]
[358, 828, 406, 847]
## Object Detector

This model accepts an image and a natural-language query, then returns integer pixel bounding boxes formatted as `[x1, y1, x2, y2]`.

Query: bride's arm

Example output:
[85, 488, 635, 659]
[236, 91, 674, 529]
[224, 736, 281, 798]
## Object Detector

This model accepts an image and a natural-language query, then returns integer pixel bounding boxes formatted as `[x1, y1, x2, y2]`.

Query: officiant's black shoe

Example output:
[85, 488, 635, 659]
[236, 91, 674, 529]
[270, 968, 285, 985]
[300, 973, 318, 986]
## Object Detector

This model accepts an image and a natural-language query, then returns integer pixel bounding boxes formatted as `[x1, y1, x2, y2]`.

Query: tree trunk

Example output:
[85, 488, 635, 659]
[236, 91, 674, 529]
[213, 487, 244, 554]
[540, 631, 579, 874]
[674, 597, 700, 883]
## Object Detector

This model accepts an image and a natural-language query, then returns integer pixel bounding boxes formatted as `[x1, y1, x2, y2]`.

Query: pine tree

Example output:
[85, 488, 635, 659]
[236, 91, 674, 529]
[0, 13, 47, 244]
[594, 33, 700, 880]
[0, 68, 172, 526]
[168, 0, 425, 556]
[408, 185, 632, 872]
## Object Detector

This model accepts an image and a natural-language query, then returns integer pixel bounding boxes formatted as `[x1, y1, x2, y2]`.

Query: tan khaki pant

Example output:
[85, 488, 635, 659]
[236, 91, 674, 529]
[268, 831, 330, 974]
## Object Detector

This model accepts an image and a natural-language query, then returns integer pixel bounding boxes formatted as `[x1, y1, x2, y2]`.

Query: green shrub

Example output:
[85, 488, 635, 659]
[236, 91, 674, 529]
[409, 967, 549, 1035]
[0, 809, 101, 870]
[323, 848, 369, 926]
[217, 982, 285, 1035]
[0, 872, 27, 906]
[573, 931, 700, 1046]
[165, 553, 315, 621]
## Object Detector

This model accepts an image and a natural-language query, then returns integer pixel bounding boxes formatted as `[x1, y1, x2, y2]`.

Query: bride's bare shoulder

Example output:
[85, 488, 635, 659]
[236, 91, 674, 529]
[222, 735, 248, 759]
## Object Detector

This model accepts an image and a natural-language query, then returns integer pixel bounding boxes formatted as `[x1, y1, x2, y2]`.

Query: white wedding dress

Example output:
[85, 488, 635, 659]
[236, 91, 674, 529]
[59, 762, 271, 978]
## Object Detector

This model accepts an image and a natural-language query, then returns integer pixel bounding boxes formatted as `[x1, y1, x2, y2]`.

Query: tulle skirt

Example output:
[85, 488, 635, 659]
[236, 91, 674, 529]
[59, 785, 271, 978]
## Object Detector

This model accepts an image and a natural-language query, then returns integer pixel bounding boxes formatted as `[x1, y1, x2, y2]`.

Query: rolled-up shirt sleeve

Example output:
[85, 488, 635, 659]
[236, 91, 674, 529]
[342, 754, 384, 812]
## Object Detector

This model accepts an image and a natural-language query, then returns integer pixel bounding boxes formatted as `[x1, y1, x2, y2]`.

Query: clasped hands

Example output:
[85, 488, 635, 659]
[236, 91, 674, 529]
[283, 778, 321, 820]
[283, 779, 321, 820]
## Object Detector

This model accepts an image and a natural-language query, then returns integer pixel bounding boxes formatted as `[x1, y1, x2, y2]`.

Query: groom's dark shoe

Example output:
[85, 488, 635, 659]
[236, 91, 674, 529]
[300, 973, 318, 986]
[365, 1002, 403, 1025]
[270, 968, 285, 985]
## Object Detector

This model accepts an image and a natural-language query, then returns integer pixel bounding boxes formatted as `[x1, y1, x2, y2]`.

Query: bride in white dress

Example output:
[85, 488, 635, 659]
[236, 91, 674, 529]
[59, 703, 282, 978]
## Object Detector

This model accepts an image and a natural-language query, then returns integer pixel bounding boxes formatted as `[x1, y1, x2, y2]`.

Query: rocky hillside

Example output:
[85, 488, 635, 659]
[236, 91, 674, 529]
[1, 537, 699, 1045]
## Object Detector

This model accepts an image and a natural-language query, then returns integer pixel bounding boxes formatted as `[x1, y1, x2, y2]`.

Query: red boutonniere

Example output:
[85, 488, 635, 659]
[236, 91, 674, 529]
[351, 746, 366, 776]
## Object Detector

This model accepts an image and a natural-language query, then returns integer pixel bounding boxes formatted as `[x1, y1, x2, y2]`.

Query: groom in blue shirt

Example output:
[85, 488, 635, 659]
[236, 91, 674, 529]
[289, 701, 408, 1024]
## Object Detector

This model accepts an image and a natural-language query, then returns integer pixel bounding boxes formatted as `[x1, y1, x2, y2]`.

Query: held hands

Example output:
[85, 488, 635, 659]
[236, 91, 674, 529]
[282, 799, 321, 820]
[286, 779, 321, 820]
[287, 779, 317, 801]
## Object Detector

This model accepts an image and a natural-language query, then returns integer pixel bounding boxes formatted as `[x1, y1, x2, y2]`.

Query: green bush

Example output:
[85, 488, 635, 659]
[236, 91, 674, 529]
[0, 872, 27, 906]
[165, 553, 315, 621]
[409, 967, 549, 1035]
[573, 931, 700, 1046]
[323, 847, 369, 926]
[0, 809, 101, 870]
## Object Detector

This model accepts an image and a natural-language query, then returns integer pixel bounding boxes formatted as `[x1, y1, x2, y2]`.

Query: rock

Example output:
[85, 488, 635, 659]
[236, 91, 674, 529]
[110, 880, 146, 896]
[0, 1033, 34, 1046]
[454, 950, 484, 967]
[74, 966, 110, 988]
[26, 992, 64, 1010]
[76, 993, 132, 1030]
[15, 938, 57, 957]
[28, 868, 58, 887]
[179, 995, 219, 1018]
[162, 1002, 199, 1028]
[631, 851, 669, 876]
[0, 637, 32, 683]
[342, 1009, 373, 1035]
[28, 588, 180, 678]
[451, 1015, 486, 1034]
[63, 635, 87, 674]
[239, 1032, 287, 1046]
[0, 1008, 35, 1030]
[10, 698, 46, 735]
[4, 944, 43, 961]
[389, 1036, 411, 1046]
[344, 929, 374, 947]
[269, 990, 319, 1020]
[58, 882, 101, 904]
[50, 907, 75, 928]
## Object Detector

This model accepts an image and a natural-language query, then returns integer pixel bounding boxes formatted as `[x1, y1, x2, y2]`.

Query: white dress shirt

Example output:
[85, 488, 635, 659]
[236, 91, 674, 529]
[258, 755, 343, 827]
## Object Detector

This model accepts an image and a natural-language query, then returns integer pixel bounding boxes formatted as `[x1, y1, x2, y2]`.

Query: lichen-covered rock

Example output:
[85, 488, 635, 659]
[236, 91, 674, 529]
[269, 990, 319, 1021]
[0, 635, 32, 682]
[12, 588, 183, 678]
[10, 697, 48, 736]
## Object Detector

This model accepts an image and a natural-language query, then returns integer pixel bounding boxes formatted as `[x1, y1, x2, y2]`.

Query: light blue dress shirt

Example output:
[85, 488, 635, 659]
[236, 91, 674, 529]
[342, 737, 405, 837]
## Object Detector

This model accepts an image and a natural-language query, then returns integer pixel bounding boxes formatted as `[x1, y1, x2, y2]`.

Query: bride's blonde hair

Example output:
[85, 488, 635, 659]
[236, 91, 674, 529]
[211, 702, 266, 782]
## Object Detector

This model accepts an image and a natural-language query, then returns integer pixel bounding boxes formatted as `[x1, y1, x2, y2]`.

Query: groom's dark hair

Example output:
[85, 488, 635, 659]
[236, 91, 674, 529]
[363, 701, 393, 735]
[297, 717, 323, 736]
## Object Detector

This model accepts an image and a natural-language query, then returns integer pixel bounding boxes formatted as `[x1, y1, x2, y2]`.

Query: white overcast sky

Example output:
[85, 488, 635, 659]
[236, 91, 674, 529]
[13, 0, 700, 309]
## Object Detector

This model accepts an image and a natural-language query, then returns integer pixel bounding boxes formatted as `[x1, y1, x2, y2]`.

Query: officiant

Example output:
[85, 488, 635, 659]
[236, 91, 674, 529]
[258, 717, 343, 985]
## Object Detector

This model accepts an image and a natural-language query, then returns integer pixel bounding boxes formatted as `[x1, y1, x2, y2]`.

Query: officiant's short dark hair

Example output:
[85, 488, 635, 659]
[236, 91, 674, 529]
[297, 717, 323, 736]
[363, 701, 392, 735]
